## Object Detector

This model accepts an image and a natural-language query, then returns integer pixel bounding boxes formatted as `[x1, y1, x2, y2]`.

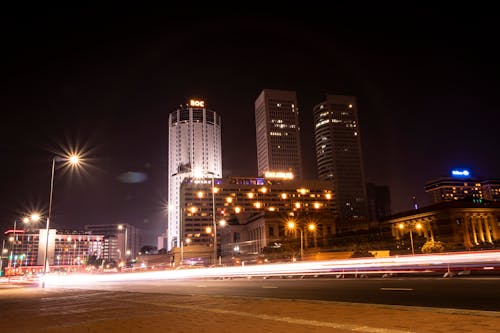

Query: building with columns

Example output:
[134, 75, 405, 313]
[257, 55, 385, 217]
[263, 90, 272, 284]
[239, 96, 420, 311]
[383, 200, 500, 251]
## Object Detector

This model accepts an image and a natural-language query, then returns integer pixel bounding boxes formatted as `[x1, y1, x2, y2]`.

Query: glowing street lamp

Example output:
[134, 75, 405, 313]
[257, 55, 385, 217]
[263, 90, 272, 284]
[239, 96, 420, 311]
[42, 153, 81, 287]
[118, 224, 129, 261]
[398, 222, 422, 255]
[287, 220, 317, 261]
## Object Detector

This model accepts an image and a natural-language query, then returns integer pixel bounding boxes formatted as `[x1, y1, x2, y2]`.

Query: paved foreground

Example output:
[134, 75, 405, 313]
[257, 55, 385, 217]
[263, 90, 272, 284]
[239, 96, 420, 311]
[1, 285, 499, 333]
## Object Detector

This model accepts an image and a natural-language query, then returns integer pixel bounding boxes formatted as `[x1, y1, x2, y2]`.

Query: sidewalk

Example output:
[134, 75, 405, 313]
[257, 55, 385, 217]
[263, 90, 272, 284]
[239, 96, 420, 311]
[0, 286, 498, 333]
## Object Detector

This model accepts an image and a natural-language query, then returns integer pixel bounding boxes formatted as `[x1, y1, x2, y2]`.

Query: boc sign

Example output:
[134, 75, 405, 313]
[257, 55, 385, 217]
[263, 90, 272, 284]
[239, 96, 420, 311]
[189, 99, 205, 108]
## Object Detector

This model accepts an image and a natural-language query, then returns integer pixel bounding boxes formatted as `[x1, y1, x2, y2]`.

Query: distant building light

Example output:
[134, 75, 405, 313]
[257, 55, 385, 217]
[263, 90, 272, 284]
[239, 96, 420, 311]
[451, 169, 471, 177]
[264, 171, 294, 180]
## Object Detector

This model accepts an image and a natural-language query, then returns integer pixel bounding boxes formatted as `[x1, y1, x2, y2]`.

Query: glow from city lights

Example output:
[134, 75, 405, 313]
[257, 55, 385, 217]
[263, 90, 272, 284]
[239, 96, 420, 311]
[193, 167, 203, 178]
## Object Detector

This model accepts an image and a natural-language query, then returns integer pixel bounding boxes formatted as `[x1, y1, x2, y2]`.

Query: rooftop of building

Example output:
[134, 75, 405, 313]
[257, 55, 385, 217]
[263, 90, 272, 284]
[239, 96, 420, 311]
[381, 198, 500, 221]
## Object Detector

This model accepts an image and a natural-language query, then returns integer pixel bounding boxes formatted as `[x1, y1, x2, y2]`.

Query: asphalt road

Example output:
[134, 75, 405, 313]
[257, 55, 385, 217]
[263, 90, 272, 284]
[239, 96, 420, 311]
[66, 276, 500, 311]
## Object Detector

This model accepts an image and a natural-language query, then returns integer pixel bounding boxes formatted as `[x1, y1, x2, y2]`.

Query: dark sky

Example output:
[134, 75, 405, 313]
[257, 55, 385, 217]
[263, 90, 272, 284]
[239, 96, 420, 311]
[1, 9, 499, 245]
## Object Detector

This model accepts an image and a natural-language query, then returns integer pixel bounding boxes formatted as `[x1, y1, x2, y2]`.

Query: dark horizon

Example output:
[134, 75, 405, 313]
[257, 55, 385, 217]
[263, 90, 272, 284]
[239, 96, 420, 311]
[1, 10, 499, 245]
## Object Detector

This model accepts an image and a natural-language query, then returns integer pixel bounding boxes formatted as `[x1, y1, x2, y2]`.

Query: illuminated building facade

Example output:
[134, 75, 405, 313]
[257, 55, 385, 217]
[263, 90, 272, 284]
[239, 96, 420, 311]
[384, 201, 500, 250]
[167, 99, 222, 250]
[313, 95, 368, 225]
[85, 224, 141, 261]
[2, 228, 103, 275]
[179, 176, 336, 261]
[255, 89, 302, 179]
[425, 170, 500, 204]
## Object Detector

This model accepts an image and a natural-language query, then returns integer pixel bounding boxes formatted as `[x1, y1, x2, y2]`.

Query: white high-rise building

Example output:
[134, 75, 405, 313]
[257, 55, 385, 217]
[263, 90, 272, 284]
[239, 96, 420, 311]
[167, 99, 222, 250]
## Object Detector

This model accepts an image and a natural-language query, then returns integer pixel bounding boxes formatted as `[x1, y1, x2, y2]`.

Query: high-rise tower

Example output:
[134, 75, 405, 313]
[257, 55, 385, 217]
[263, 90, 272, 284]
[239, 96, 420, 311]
[313, 94, 368, 223]
[167, 99, 222, 250]
[254, 89, 302, 179]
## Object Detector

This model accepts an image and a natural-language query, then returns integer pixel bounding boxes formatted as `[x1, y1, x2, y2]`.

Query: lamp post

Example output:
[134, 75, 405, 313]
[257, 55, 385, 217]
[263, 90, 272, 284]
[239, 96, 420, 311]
[207, 171, 217, 266]
[286, 220, 316, 261]
[398, 222, 422, 255]
[118, 224, 128, 263]
[42, 154, 80, 287]
[218, 218, 228, 262]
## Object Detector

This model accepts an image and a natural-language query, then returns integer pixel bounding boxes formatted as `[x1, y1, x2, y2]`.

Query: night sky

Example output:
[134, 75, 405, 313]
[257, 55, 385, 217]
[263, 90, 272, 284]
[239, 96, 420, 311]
[1, 10, 499, 245]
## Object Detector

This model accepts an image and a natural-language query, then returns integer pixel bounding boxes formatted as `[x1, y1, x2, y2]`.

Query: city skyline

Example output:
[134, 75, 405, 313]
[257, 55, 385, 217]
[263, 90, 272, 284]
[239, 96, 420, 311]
[1, 11, 499, 245]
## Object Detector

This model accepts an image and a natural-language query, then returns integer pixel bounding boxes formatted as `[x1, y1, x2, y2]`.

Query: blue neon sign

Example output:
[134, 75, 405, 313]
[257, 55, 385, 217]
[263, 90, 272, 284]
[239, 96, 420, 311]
[451, 169, 471, 177]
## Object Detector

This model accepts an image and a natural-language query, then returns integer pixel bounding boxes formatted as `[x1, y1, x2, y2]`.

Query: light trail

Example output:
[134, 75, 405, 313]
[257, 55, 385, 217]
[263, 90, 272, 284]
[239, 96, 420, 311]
[42, 250, 500, 287]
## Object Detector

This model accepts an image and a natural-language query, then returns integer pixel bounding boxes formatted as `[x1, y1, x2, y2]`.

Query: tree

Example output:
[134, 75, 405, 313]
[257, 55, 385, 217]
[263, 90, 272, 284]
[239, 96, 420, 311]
[421, 240, 445, 253]
[140, 245, 157, 254]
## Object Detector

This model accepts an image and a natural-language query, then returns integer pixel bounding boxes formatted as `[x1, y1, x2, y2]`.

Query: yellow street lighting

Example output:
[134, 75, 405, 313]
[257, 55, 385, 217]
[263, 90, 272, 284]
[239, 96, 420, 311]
[69, 154, 80, 165]
[307, 223, 316, 232]
[42, 152, 83, 287]
[219, 219, 227, 227]
[398, 222, 422, 255]
[286, 220, 304, 261]
[206, 226, 212, 234]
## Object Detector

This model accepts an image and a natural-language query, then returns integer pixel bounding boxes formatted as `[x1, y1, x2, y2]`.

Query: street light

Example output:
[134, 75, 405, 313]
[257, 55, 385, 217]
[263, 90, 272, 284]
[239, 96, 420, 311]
[286, 220, 316, 261]
[207, 171, 217, 266]
[398, 222, 422, 255]
[117, 224, 128, 263]
[42, 153, 81, 287]
[218, 218, 231, 262]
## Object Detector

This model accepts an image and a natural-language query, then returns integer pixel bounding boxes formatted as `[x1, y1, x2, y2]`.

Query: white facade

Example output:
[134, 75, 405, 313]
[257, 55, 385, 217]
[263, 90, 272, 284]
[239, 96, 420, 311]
[167, 104, 222, 250]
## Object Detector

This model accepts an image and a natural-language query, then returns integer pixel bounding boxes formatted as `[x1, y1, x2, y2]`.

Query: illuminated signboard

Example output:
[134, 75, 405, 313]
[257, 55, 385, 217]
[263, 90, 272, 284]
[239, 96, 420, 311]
[451, 169, 471, 177]
[264, 171, 294, 180]
[189, 99, 205, 108]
